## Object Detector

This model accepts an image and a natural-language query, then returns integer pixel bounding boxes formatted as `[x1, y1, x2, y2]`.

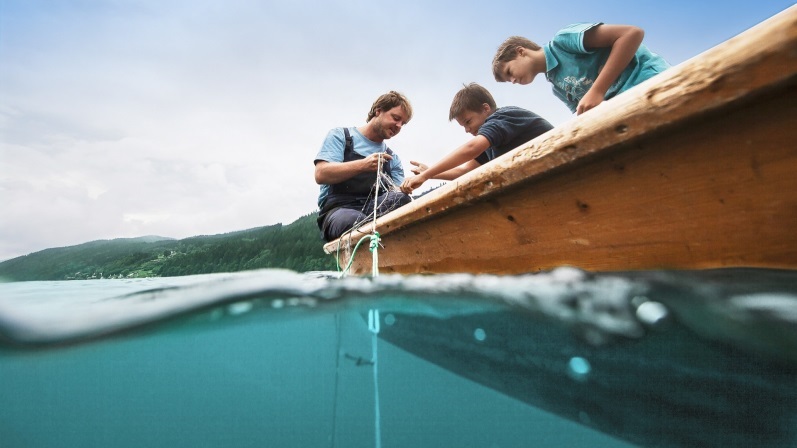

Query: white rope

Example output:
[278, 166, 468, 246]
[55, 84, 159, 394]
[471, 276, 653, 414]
[336, 153, 400, 278]
[339, 167, 402, 241]
[368, 309, 382, 448]
[370, 155, 383, 277]
[372, 155, 382, 232]
[329, 313, 342, 448]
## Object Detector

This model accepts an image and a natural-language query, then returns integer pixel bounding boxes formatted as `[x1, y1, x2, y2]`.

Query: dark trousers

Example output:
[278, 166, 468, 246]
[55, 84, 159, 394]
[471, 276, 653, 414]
[321, 191, 410, 241]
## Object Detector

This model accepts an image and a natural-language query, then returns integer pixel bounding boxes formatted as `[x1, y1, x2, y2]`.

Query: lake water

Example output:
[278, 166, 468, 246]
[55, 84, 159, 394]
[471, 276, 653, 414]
[1, 267, 796, 448]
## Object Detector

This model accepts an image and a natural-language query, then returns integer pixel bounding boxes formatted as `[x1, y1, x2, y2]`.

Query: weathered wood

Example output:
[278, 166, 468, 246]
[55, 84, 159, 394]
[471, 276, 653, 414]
[325, 5, 797, 275]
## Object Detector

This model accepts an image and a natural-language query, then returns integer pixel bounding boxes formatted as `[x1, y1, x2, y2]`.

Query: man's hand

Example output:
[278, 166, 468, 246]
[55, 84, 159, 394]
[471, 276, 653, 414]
[315, 152, 393, 185]
[400, 174, 427, 194]
[409, 160, 428, 175]
[362, 152, 392, 171]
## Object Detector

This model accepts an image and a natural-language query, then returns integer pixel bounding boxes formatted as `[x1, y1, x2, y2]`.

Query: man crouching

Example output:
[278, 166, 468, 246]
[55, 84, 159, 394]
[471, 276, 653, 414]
[314, 91, 413, 241]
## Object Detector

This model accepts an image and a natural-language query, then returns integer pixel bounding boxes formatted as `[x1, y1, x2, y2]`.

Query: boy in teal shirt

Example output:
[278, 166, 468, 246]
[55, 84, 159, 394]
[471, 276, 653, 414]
[492, 23, 670, 115]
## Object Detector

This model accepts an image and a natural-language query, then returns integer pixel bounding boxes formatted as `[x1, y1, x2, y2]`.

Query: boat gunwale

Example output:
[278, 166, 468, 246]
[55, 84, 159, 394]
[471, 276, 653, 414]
[324, 5, 797, 256]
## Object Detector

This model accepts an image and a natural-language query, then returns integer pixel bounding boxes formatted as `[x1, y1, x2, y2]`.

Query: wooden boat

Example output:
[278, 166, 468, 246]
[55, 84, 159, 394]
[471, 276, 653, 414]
[373, 270, 797, 448]
[378, 310, 797, 448]
[324, 6, 797, 276]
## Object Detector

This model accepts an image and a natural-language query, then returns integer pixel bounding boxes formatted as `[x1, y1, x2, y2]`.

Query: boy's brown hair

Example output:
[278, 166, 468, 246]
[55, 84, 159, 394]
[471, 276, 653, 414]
[367, 91, 413, 123]
[492, 36, 541, 81]
[448, 83, 497, 121]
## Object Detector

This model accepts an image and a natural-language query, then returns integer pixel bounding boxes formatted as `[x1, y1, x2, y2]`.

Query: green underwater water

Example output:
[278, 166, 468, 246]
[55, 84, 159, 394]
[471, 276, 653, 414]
[0, 268, 795, 448]
[0, 303, 632, 447]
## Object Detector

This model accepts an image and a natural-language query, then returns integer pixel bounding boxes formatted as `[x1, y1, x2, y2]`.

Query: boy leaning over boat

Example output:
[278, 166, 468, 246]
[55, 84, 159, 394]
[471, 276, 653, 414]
[492, 23, 670, 115]
[400, 83, 553, 194]
[314, 91, 413, 242]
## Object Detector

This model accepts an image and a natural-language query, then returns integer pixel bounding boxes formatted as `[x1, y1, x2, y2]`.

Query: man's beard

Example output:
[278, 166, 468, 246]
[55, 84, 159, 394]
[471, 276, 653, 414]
[373, 118, 396, 140]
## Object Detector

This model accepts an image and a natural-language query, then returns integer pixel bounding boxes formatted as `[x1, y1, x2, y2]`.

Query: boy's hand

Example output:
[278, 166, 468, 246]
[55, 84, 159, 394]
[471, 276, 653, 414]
[400, 174, 426, 194]
[576, 89, 605, 115]
[409, 160, 428, 175]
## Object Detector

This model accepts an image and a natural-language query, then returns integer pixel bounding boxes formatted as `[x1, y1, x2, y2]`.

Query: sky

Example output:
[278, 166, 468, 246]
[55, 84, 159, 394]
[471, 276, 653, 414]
[1, 0, 794, 261]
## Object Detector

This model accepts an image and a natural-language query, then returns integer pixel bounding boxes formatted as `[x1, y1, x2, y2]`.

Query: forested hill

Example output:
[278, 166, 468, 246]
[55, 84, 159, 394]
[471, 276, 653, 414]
[0, 212, 336, 282]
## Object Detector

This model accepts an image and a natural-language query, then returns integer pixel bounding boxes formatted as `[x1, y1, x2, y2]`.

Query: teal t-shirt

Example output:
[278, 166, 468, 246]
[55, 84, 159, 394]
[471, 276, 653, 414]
[542, 23, 670, 113]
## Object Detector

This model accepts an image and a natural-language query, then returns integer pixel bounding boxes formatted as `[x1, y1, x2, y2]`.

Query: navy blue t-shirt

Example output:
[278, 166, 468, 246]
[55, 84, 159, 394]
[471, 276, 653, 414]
[475, 107, 554, 165]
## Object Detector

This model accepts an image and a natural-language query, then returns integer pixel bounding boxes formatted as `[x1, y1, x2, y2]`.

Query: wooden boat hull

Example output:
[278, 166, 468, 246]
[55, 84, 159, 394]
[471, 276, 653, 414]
[325, 6, 797, 275]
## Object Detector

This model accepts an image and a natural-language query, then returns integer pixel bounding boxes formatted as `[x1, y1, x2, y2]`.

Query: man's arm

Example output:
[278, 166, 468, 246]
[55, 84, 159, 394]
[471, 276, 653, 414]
[577, 24, 644, 115]
[401, 135, 490, 193]
[314, 152, 393, 185]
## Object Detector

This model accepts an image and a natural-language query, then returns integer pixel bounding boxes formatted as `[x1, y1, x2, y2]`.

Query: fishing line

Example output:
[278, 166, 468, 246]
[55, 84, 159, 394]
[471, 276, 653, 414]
[329, 313, 342, 448]
[372, 154, 382, 233]
[368, 309, 382, 448]
[370, 155, 383, 277]
[335, 154, 397, 277]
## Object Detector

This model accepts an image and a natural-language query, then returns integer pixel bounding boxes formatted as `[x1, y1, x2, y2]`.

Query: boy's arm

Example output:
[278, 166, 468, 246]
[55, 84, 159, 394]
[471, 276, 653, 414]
[400, 136, 490, 193]
[437, 160, 482, 180]
[410, 159, 481, 181]
[577, 24, 644, 115]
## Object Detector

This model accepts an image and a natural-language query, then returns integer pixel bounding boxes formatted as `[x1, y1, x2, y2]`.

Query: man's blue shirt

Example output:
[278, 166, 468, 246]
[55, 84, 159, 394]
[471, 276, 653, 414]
[314, 127, 406, 208]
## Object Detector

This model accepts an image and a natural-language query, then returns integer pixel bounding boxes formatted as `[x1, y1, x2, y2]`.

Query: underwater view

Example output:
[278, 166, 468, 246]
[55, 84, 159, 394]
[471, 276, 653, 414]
[1, 267, 796, 448]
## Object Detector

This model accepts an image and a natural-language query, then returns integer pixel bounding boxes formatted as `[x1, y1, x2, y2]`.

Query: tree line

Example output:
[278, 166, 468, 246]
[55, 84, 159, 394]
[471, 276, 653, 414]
[0, 212, 338, 281]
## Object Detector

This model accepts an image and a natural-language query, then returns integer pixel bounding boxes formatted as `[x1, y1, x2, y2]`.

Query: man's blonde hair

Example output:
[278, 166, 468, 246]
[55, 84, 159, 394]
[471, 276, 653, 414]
[492, 36, 541, 81]
[367, 91, 413, 123]
[448, 83, 497, 121]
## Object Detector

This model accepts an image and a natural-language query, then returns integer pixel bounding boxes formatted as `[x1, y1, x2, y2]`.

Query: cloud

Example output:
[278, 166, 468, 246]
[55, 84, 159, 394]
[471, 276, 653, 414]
[1, 0, 793, 261]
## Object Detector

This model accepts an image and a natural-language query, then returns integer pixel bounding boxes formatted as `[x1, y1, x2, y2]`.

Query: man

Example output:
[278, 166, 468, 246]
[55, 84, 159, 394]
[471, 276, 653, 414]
[314, 91, 413, 241]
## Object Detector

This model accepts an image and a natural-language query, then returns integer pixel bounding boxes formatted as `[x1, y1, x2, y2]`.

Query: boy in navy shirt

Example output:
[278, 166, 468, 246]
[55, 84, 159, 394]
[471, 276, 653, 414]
[400, 83, 552, 194]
